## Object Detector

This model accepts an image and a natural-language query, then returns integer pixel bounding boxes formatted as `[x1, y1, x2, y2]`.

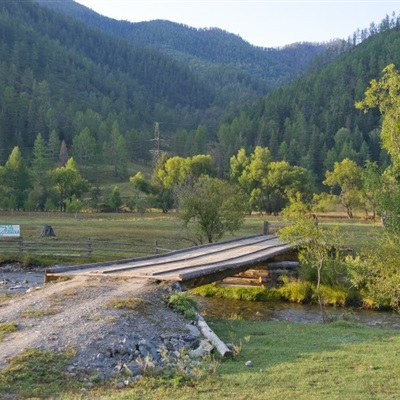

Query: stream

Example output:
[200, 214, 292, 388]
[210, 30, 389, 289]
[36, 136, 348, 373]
[194, 295, 400, 329]
[1, 267, 399, 330]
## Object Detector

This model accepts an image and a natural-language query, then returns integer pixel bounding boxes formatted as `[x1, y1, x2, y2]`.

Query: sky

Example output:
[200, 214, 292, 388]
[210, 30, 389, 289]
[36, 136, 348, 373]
[74, 1, 399, 48]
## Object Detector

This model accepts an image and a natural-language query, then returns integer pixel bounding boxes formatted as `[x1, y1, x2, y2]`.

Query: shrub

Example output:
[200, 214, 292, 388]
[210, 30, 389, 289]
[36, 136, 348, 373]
[167, 292, 198, 320]
[319, 285, 348, 307]
[192, 284, 281, 302]
[278, 277, 314, 304]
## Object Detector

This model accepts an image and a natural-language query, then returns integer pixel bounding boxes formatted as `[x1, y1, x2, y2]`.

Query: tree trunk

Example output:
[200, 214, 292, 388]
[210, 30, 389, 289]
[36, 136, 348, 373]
[39, 225, 56, 238]
[317, 259, 327, 323]
[196, 312, 232, 357]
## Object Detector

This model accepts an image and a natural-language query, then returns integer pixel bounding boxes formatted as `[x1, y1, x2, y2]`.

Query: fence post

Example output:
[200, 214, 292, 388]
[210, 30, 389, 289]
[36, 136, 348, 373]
[263, 221, 269, 235]
[18, 236, 24, 255]
[154, 240, 159, 254]
[87, 238, 92, 257]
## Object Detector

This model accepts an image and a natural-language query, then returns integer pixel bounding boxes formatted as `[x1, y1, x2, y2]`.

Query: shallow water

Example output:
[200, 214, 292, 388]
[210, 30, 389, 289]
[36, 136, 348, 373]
[194, 295, 400, 329]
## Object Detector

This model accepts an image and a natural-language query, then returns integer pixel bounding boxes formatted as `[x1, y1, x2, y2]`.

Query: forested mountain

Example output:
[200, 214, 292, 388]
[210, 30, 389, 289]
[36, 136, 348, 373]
[35, 0, 340, 92]
[215, 13, 400, 182]
[1, 0, 399, 190]
[0, 0, 217, 164]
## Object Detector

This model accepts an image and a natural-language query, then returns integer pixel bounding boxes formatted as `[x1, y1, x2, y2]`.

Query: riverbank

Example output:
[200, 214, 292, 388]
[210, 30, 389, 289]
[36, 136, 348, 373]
[1, 267, 400, 399]
[195, 294, 400, 329]
[68, 318, 400, 400]
[0, 271, 221, 398]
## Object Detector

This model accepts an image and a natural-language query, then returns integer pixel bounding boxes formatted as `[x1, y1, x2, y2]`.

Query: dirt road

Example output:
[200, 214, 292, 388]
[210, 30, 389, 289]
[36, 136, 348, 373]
[0, 265, 195, 377]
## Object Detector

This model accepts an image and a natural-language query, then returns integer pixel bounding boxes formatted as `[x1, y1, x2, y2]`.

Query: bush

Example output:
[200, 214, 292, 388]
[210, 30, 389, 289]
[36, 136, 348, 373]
[167, 292, 198, 320]
[319, 285, 348, 307]
[278, 277, 314, 304]
[192, 284, 281, 302]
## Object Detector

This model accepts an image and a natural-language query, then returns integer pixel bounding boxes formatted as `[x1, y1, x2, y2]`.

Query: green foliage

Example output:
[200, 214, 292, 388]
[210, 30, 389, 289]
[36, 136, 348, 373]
[130, 172, 152, 194]
[280, 197, 343, 322]
[0, 322, 17, 341]
[177, 175, 245, 244]
[319, 285, 348, 307]
[193, 284, 281, 302]
[346, 238, 400, 311]
[1, 147, 31, 210]
[0, 348, 78, 398]
[356, 64, 400, 169]
[49, 157, 90, 211]
[230, 147, 313, 214]
[155, 154, 216, 190]
[278, 278, 314, 304]
[72, 127, 96, 167]
[167, 292, 198, 320]
[323, 158, 363, 218]
[108, 186, 123, 212]
[65, 194, 83, 216]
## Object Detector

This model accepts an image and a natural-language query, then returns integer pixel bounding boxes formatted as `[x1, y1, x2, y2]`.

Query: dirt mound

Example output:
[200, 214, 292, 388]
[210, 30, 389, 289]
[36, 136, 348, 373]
[0, 271, 198, 377]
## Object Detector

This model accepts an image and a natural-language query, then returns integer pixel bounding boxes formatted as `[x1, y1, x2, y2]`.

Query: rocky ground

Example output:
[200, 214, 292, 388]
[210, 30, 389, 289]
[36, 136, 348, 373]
[0, 264, 212, 383]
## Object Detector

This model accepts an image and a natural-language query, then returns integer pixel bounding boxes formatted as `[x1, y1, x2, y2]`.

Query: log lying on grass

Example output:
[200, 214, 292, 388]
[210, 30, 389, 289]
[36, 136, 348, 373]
[196, 312, 232, 357]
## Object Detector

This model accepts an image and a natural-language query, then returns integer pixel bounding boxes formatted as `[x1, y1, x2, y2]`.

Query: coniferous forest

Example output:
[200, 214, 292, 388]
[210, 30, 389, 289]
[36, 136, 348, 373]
[1, 0, 400, 212]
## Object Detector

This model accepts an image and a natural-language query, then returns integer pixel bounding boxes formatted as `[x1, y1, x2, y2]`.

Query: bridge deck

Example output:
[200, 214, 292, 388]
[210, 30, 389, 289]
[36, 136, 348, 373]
[45, 235, 295, 287]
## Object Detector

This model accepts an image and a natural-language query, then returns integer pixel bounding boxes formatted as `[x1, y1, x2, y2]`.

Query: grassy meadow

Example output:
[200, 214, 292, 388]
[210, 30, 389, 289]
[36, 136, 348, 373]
[0, 208, 383, 266]
[0, 208, 381, 249]
[0, 210, 397, 399]
[2, 319, 400, 399]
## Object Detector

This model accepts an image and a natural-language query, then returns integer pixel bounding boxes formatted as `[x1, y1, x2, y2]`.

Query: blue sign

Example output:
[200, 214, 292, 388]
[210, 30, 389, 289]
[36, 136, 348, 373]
[0, 225, 21, 237]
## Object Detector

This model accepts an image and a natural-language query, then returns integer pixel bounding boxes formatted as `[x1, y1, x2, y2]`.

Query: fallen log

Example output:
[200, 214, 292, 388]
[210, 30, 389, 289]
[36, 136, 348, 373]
[196, 312, 232, 357]
[236, 269, 270, 278]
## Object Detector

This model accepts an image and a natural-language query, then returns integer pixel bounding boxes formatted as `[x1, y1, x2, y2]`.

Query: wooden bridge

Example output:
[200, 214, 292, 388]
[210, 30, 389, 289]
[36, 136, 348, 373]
[45, 235, 297, 288]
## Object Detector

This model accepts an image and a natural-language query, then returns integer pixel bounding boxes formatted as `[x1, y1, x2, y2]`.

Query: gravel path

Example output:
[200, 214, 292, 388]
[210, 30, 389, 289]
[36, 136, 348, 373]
[0, 265, 196, 378]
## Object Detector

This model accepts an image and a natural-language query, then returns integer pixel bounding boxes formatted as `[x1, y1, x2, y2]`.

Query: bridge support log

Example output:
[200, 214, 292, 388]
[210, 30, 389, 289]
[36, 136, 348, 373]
[196, 312, 232, 357]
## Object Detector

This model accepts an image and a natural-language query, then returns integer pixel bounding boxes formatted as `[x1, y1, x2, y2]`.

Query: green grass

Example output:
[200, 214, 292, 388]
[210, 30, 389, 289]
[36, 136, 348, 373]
[192, 283, 282, 302]
[0, 322, 17, 341]
[0, 210, 378, 245]
[0, 348, 87, 399]
[21, 308, 59, 318]
[106, 298, 155, 315]
[167, 292, 198, 320]
[0, 212, 395, 399]
[51, 320, 400, 400]
[0, 210, 273, 266]
[2, 320, 399, 399]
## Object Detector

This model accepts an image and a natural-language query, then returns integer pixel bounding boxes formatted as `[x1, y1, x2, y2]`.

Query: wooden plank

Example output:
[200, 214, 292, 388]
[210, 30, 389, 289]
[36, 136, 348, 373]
[45, 235, 297, 288]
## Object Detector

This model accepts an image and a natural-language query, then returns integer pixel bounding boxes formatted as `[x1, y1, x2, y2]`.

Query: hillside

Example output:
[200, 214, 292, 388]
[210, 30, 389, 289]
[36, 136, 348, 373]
[0, 0, 219, 161]
[0, 0, 399, 189]
[215, 14, 400, 180]
[0, 0, 339, 168]
[35, 0, 339, 90]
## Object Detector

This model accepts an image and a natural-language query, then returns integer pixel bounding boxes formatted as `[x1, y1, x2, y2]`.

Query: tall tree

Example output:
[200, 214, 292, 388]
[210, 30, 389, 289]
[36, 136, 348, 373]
[107, 121, 128, 178]
[323, 158, 363, 218]
[47, 130, 60, 165]
[177, 175, 245, 244]
[230, 146, 272, 213]
[30, 133, 51, 210]
[356, 64, 400, 169]
[59, 139, 69, 166]
[49, 158, 90, 211]
[280, 196, 341, 323]
[155, 154, 215, 190]
[32, 133, 50, 183]
[2, 146, 31, 210]
[72, 127, 97, 168]
[108, 186, 123, 212]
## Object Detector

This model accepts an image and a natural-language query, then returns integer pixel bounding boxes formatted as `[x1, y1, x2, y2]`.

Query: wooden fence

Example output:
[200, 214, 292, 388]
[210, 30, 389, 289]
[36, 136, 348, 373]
[0, 237, 172, 258]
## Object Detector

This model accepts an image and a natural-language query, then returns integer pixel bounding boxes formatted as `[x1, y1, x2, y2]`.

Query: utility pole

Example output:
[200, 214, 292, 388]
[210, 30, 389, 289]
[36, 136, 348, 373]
[151, 122, 161, 169]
